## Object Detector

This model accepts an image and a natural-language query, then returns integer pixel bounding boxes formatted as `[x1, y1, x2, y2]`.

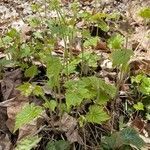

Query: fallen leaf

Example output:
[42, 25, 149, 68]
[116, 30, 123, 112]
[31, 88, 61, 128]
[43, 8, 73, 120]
[1, 69, 22, 100]
[131, 117, 145, 133]
[0, 134, 12, 150]
[60, 113, 77, 132]
[94, 41, 108, 51]
[66, 128, 82, 144]
[54, 113, 82, 143]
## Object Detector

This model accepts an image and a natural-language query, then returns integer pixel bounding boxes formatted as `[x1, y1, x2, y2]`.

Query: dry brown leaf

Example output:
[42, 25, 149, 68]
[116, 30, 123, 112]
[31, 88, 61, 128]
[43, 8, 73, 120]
[54, 113, 82, 143]
[0, 134, 12, 150]
[94, 41, 108, 51]
[131, 117, 145, 133]
[66, 128, 82, 144]
[130, 58, 150, 75]
[17, 111, 45, 141]
[1, 69, 22, 101]
[17, 120, 38, 141]
[20, 24, 31, 42]
[60, 113, 77, 132]
[0, 106, 12, 140]
[0, 69, 28, 133]
[131, 27, 150, 51]
[6, 96, 28, 132]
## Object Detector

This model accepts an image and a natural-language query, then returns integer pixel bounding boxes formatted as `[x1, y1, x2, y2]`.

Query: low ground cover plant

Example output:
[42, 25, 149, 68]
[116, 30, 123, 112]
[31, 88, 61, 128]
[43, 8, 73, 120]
[0, 0, 150, 149]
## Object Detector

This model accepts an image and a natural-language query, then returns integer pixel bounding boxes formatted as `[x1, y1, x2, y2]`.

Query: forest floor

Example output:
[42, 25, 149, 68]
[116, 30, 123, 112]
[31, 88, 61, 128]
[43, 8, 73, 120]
[0, 0, 150, 150]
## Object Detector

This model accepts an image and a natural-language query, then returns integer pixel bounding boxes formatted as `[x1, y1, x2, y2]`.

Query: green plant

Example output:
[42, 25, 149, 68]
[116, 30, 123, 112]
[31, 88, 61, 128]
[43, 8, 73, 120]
[108, 34, 133, 99]
[101, 127, 144, 150]
[14, 103, 43, 132]
[46, 140, 70, 150]
[62, 51, 99, 75]
[0, 0, 148, 149]
[139, 7, 150, 19]
[133, 102, 144, 111]
[65, 76, 116, 109]
[131, 74, 150, 119]
[17, 83, 44, 97]
[15, 136, 41, 150]
[85, 105, 110, 124]
[131, 74, 150, 95]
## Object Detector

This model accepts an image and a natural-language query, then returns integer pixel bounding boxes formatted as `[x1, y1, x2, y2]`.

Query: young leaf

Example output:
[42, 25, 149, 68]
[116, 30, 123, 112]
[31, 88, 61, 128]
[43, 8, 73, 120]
[44, 100, 57, 111]
[78, 51, 99, 68]
[15, 136, 41, 150]
[83, 37, 99, 48]
[32, 85, 44, 97]
[17, 83, 34, 97]
[14, 103, 43, 131]
[146, 113, 150, 120]
[82, 76, 116, 100]
[91, 13, 108, 21]
[98, 19, 109, 32]
[111, 49, 133, 67]
[46, 140, 70, 150]
[96, 90, 110, 105]
[108, 34, 124, 49]
[131, 74, 144, 84]
[46, 56, 62, 87]
[33, 31, 43, 39]
[65, 87, 90, 109]
[62, 58, 80, 75]
[31, 3, 41, 12]
[140, 77, 150, 95]
[65, 79, 92, 109]
[20, 44, 32, 58]
[133, 102, 144, 111]
[7, 28, 19, 38]
[139, 7, 150, 19]
[132, 75, 150, 95]
[2, 36, 13, 45]
[85, 105, 110, 124]
[27, 17, 41, 28]
[24, 65, 38, 78]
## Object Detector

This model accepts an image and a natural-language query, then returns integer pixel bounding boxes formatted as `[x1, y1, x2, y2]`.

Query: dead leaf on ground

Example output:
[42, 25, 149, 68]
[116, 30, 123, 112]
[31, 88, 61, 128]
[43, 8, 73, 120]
[16, 108, 45, 141]
[1, 69, 22, 101]
[0, 134, 12, 150]
[60, 113, 77, 132]
[131, 117, 145, 133]
[131, 27, 150, 51]
[0, 68, 41, 144]
[20, 24, 31, 42]
[54, 113, 82, 143]
[0, 106, 12, 140]
[94, 41, 108, 51]
[66, 128, 82, 144]
[130, 58, 150, 75]
[6, 96, 29, 132]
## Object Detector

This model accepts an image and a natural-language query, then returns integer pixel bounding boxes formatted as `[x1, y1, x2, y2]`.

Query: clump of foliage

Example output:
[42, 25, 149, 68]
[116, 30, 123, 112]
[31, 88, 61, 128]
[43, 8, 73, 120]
[0, 0, 147, 149]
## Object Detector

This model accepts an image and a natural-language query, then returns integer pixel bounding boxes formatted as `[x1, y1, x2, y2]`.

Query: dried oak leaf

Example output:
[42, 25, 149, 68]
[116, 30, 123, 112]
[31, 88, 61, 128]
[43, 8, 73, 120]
[55, 113, 82, 144]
